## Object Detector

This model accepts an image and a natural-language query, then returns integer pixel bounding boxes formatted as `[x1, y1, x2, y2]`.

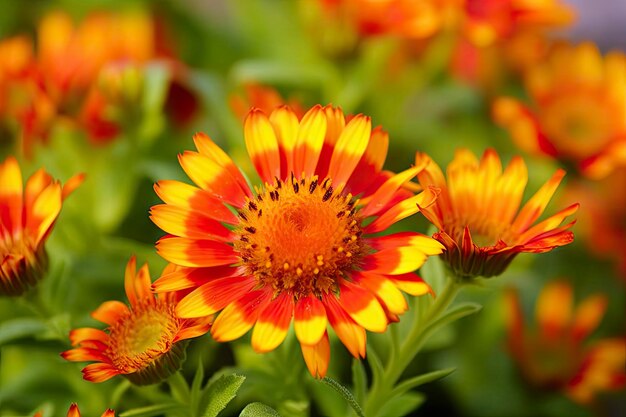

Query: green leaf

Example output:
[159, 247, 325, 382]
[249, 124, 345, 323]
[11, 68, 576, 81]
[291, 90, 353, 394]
[200, 374, 246, 417]
[391, 368, 456, 398]
[119, 403, 184, 417]
[190, 358, 205, 416]
[428, 302, 482, 333]
[321, 377, 364, 417]
[168, 372, 190, 404]
[366, 347, 384, 385]
[0, 317, 48, 345]
[351, 359, 367, 405]
[240, 402, 282, 417]
[377, 392, 425, 417]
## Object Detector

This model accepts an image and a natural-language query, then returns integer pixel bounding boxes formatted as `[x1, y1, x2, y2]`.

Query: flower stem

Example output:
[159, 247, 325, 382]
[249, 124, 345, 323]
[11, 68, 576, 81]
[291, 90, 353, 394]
[364, 276, 461, 417]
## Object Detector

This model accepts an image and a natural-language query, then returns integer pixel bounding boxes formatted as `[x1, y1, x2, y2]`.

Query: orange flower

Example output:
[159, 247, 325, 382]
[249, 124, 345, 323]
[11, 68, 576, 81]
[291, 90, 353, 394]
[151, 105, 443, 377]
[0, 156, 82, 296]
[415, 148, 578, 278]
[34, 403, 114, 417]
[62, 257, 212, 384]
[494, 42, 626, 179]
[505, 281, 626, 404]
[451, 0, 574, 86]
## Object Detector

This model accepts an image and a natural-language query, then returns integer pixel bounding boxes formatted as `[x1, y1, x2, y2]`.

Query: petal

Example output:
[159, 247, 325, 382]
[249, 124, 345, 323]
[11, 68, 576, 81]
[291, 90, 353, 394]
[176, 276, 257, 318]
[61, 173, 85, 200]
[174, 317, 213, 342]
[518, 203, 579, 244]
[178, 151, 248, 207]
[323, 293, 366, 358]
[156, 236, 238, 268]
[269, 105, 299, 176]
[91, 301, 130, 326]
[193, 132, 251, 197]
[365, 186, 439, 233]
[69, 327, 109, 345]
[25, 182, 62, 243]
[67, 404, 80, 417]
[294, 294, 327, 346]
[347, 126, 388, 195]
[244, 108, 281, 183]
[369, 231, 445, 255]
[82, 363, 121, 383]
[150, 204, 235, 241]
[326, 114, 372, 187]
[301, 331, 330, 379]
[338, 281, 387, 333]
[152, 265, 241, 292]
[251, 291, 294, 353]
[357, 272, 407, 315]
[389, 272, 432, 296]
[211, 290, 272, 342]
[360, 166, 422, 217]
[536, 281, 572, 340]
[364, 233, 443, 275]
[293, 105, 327, 178]
[571, 294, 608, 343]
[512, 169, 566, 233]
[61, 347, 110, 363]
[154, 180, 238, 224]
[0, 156, 23, 235]
[24, 168, 52, 210]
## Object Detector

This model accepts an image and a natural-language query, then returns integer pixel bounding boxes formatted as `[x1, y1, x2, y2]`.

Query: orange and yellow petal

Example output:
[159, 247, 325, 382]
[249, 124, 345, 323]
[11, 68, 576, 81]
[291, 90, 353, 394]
[244, 109, 281, 183]
[91, 300, 130, 326]
[323, 293, 366, 358]
[176, 276, 256, 318]
[154, 180, 238, 225]
[326, 114, 372, 187]
[293, 105, 327, 178]
[294, 294, 328, 346]
[356, 272, 408, 315]
[0, 156, 23, 235]
[365, 186, 439, 233]
[156, 236, 238, 268]
[211, 290, 272, 342]
[82, 363, 121, 383]
[150, 204, 235, 242]
[251, 291, 294, 352]
[301, 331, 330, 379]
[337, 281, 387, 333]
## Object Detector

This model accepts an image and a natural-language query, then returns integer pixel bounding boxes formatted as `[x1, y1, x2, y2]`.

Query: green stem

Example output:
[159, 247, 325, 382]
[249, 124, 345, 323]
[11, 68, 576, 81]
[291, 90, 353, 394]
[364, 276, 460, 417]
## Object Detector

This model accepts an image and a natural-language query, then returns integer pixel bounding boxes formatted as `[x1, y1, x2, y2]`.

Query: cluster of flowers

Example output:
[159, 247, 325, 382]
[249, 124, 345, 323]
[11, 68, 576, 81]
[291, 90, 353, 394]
[0, 9, 196, 155]
[1, 1, 624, 415]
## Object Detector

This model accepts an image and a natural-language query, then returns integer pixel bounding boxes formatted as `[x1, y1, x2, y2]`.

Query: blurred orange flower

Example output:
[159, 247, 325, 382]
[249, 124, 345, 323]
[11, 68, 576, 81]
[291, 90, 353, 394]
[0, 156, 82, 296]
[505, 281, 626, 404]
[34, 403, 114, 417]
[451, 0, 574, 86]
[0, 9, 198, 152]
[415, 148, 578, 278]
[62, 257, 212, 384]
[151, 105, 443, 378]
[494, 42, 626, 179]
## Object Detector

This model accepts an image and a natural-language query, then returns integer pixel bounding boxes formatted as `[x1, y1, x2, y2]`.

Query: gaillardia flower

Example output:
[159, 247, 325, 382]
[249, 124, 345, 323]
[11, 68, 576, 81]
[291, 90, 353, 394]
[1, 156, 82, 296]
[34, 403, 114, 417]
[62, 257, 212, 384]
[415, 148, 578, 278]
[151, 105, 443, 377]
[493, 42, 626, 179]
[505, 281, 626, 404]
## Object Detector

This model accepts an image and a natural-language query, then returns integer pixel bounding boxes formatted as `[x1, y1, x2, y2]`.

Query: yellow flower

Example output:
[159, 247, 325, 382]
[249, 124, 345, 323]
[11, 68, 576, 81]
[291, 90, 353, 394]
[415, 148, 578, 278]
[151, 105, 443, 377]
[0, 156, 82, 296]
[494, 42, 626, 179]
[62, 257, 212, 384]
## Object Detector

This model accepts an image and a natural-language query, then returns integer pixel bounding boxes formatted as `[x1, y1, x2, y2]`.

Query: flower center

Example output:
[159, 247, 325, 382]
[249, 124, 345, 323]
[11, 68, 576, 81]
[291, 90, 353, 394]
[107, 301, 179, 373]
[234, 176, 365, 299]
